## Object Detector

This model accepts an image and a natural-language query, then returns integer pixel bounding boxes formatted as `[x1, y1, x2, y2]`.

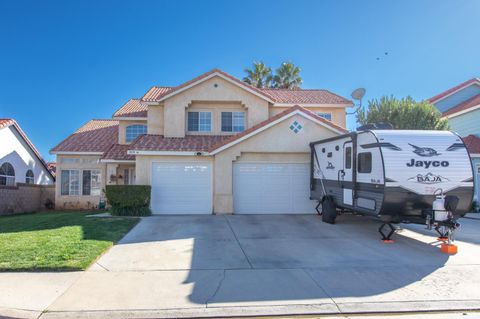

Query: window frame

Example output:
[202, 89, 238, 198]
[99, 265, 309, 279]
[316, 112, 333, 121]
[0, 162, 15, 186]
[61, 169, 80, 196]
[221, 111, 245, 133]
[61, 169, 101, 196]
[187, 111, 212, 132]
[25, 169, 34, 184]
[357, 152, 372, 174]
[125, 124, 147, 143]
[345, 147, 352, 169]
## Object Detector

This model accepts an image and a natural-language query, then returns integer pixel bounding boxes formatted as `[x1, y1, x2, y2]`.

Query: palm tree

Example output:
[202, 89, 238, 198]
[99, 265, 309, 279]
[242, 62, 273, 88]
[272, 62, 302, 89]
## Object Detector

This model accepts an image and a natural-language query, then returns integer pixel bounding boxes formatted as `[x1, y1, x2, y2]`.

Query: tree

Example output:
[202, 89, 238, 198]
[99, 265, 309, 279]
[357, 96, 450, 130]
[242, 62, 273, 88]
[272, 62, 302, 89]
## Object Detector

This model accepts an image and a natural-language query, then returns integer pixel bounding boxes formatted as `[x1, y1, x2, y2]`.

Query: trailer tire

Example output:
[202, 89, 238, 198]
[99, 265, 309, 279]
[322, 197, 337, 224]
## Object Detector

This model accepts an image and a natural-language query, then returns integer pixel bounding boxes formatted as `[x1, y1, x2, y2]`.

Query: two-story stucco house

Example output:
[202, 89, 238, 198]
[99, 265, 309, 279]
[429, 78, 480, 201]
[0, 119, 55, 186]
[51, 69, 352, 213]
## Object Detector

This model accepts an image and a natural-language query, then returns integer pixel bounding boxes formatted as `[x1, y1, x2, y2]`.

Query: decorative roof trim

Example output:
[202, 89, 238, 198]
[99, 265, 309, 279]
[445, 103, 480, 119]
[51, 151, 104, 155]
[128, 150, 210, 156]
[429, 78, 480, 103]
[112, 117, 147, 121]
[271, 103, 352, 108]
[100, 159, 136, 163]
[156, 71, 274, 103]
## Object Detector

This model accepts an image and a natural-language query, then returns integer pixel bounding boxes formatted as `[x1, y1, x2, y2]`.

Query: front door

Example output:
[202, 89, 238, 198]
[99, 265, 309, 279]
[342, 142, 353, 205]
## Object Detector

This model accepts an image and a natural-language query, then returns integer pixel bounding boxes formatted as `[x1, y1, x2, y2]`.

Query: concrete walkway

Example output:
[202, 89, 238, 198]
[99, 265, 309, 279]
[1, 214, 480, 319]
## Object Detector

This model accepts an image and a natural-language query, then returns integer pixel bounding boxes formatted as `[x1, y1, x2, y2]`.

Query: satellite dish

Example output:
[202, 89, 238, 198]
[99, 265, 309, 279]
[351, 88, 366, 101]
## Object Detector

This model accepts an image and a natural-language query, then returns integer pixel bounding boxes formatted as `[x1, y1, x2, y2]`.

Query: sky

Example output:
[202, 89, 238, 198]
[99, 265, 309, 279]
[1, 0, 479, 162]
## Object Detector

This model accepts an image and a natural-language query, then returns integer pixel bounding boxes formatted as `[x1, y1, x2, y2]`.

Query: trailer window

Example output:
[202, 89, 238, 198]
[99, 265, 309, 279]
[358, 152, 372, 173]
[345, 147, 352, 169]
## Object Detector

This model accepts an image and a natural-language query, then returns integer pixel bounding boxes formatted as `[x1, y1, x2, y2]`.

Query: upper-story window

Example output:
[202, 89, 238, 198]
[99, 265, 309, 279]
[126, 125, 147, 142]
[0, 162, 15, 186]
[221, 112, 245, 132]
[316, 112, 332, 121]
[25, 169, 34, 184]
[188, 112, 211, 132]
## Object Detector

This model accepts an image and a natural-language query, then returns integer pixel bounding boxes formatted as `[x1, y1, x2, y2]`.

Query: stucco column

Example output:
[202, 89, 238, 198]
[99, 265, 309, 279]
[213, 151, 240, 214]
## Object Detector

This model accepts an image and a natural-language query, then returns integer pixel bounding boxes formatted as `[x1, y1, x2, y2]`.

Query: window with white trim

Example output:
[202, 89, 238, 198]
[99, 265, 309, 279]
[124, 168, 135, 185]
[25, 169, 34, 184]
[188, 112, 211, 132]
[126, 125, 147, 142]
[61, 170, 80, 195]
[0, 162, 15, 186]
[316, 112, 332, 121]
[221, 112, 245, 132]
[82, 170, 102, 196]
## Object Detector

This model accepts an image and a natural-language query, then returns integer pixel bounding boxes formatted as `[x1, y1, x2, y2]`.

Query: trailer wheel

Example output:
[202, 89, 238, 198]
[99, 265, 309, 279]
[322, 196, 337, 224]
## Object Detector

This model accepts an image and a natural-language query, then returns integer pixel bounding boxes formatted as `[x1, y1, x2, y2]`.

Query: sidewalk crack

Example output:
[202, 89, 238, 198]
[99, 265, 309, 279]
[206, 269, 226, 307]
[303, 268, 343, 314]
[224, 216, 253, 269]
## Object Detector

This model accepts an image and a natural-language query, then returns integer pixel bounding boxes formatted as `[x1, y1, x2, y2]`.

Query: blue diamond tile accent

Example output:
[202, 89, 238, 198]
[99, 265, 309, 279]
[289, 120, 303, 134]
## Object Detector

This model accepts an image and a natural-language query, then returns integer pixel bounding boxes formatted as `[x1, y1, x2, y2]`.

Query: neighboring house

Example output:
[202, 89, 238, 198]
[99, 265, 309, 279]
[51, 69, 352, 213]
[0, 119, 55, 186]
[429, 78, 480, 201]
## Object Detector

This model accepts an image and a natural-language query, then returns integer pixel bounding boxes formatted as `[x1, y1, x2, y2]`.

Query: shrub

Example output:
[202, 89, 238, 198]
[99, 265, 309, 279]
[104, 185, 152, 216]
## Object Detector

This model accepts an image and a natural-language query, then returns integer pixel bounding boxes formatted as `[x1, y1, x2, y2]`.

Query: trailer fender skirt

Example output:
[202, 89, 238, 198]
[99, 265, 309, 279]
[440, 243, 458, 255]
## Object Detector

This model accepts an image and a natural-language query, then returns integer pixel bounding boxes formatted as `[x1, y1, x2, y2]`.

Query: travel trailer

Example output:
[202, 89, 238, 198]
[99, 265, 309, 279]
[310, 129, 474, 244]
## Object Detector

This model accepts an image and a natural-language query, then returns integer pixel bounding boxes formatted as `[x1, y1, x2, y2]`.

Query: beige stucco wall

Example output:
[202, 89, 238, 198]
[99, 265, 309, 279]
[212, 113, 339, 214]
[118, 120, 148, 144]
[269, 106, 346, 128]
[134, 113, 340, 214]
[147, 105, 164, 135]
[55, 155, 107, 210]
[162, 76, 270, 137]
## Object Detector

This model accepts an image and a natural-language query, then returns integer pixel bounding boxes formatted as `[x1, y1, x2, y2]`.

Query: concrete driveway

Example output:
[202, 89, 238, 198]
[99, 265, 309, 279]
[36, 213, 480, 318]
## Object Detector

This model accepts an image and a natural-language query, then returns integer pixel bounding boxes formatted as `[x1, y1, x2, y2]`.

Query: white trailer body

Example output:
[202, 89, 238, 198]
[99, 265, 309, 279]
[310, 130, 474, 224]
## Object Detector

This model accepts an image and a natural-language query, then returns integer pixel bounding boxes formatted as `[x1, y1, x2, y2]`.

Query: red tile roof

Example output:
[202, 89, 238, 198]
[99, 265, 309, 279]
[442, 93, 480, 117]
[102, 144, 135, 161]
[130, 135, 231, 152]
[141, 69, 351, 105]
[0, 118, 15, 129]
[0, 118, 55, 180]
[128, 106, 348, 154]
[50, 120, 119, 153]
[261, 88, 351, 104]
[428, 78, 480, 103]
[462, 135, 480, 154]
[113, 99, 148, 118]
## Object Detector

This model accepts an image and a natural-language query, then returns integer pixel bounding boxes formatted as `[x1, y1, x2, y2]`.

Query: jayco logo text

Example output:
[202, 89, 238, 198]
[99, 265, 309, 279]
[406, 159, 449, 168]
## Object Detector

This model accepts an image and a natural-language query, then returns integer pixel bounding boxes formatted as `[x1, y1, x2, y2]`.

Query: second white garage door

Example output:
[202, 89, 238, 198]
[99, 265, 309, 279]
[233, 163, 316, 214]
[151, 162, 212, 214]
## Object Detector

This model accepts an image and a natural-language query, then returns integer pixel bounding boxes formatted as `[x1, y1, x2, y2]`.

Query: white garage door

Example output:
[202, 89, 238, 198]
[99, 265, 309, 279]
[151, 162, 212, 214]
[233, 163, 315, 214]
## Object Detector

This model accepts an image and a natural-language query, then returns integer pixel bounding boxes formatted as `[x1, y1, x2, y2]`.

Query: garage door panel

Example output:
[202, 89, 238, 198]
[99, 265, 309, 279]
[151, 162, 212, 214]
[234, 163, 315, 214]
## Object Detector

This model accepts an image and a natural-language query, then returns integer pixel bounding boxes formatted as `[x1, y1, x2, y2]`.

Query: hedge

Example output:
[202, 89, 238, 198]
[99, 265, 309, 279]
[105, 185, 151, 216]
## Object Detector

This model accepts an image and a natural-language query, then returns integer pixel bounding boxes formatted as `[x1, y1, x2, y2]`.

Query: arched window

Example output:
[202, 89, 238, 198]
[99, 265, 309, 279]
[0, 162, 15, 186]
[126, 125, 147, 142]
[26, 169, 34, 184]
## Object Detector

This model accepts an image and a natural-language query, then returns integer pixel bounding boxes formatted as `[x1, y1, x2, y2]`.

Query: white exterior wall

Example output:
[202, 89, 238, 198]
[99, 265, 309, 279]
[0, 125, 53, 185]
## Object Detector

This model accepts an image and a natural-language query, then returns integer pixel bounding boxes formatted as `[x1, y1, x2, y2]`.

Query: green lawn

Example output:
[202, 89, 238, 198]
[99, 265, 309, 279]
[0, 211, 139, 271]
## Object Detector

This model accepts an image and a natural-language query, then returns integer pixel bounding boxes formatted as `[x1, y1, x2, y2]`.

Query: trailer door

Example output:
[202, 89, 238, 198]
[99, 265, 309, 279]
[342, 142, 353, 205]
